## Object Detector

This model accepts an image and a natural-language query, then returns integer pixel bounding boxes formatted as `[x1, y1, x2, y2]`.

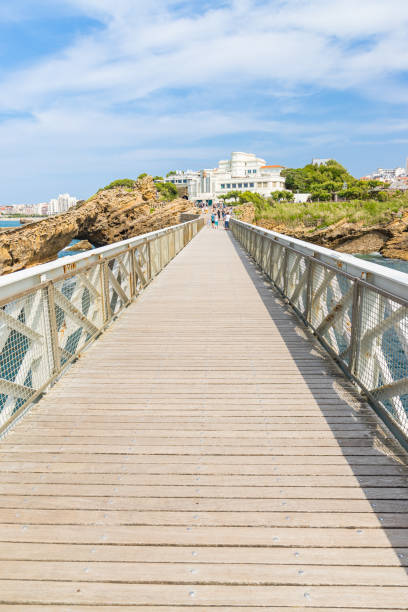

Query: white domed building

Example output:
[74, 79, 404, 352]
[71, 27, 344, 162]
[187, 152, 286, 205]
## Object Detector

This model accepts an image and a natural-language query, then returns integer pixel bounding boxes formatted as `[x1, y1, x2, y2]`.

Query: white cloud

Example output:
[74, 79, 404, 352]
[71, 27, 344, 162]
[2, 0, 408, 110]
[1, 0, 408, 200]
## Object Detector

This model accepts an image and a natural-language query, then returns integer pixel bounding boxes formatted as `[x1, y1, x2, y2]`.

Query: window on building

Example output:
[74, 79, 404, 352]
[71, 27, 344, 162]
[249, 183, 254, 188]
[238, 183, 242, 188]
[244, 183, 248, 187]
[253, 169, 257, 173]
[183, 180, 187, 183]
[227, 183, 231, 188]
[232, 183, 236, 188]
[221, 184, 225, 189]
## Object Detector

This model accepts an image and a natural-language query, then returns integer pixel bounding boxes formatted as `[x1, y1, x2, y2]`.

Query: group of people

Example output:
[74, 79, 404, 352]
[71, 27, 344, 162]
[209, 206, 232, 230]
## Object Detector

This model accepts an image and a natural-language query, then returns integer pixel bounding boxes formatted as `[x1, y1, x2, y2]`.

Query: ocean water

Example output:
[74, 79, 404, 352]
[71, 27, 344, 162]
[354, 252, 408, 275]
[0, 220, 91, 258]
[0, 220, 21, 228]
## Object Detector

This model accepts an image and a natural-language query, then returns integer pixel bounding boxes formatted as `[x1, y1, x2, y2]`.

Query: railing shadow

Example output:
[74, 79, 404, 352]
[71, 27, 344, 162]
[226, 229, 408, 572]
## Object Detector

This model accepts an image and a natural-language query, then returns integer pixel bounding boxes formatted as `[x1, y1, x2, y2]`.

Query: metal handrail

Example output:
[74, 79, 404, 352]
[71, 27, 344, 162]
[0, 217, 204, 437]
[232, 218, 408, 450]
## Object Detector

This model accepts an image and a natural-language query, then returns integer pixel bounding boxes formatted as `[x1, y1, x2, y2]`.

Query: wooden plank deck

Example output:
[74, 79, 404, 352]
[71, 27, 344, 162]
[0, 225, 408, 609]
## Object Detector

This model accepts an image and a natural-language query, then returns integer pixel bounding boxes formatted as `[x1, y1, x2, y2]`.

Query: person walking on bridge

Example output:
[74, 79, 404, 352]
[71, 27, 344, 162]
[224, 211, 231, 230]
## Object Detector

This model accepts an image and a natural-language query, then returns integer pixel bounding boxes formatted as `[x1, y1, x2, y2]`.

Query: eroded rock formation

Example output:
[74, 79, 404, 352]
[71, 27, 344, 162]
[249, 210, 408, 260]
[0, 177, 194, 274]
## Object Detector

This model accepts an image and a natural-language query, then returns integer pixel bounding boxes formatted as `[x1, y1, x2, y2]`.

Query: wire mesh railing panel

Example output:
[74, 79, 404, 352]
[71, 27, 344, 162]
[261, 237, 272, 277]
[150, 239, 161, 277]
[286, 252, 309, 317]
[52, 269, 103, 366]
[309, 262, 354, 361]
[0, 288, 50, 425]
[106, 251, 132, 316]
[356, 286, 408, 435]
[132, 244, 149, 293]
[271, 243, 285, 288]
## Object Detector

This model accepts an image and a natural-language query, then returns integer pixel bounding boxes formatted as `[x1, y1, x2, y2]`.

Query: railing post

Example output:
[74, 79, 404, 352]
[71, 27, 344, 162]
[100, 259, 111, 323]
[349, 280, 362, 376]
[267, 237, 274, 280]
[44, 282, 60, 376]
[129, 246, 137, 298]
[282, 247, 289, 295]
[159, 235, 164, 271]
[147, 239, 153, 280]
[172, 229, 176, 259]
[305, 257, 314, 324]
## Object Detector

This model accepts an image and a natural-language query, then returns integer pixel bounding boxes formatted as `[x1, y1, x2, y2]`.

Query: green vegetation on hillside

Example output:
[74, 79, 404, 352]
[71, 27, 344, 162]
[256, 197, 408, 229]
[282, 160, 384, 201]
[102, 178, 137, 190]
[156, 181, 178, 201]
[227, 160, 408, 229]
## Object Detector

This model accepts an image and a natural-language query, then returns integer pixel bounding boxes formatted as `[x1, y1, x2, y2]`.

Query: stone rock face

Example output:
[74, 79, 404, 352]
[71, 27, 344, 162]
[254, 213, 408, 260]
[0, 177, 193, 274]
[65, 240, 94, 252]
[237, 204, 255, 224]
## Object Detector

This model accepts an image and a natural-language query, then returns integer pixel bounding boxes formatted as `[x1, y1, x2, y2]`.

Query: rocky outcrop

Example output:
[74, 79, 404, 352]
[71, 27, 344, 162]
[0, 177, 194, 274]
[254, 214, 408, 260]
[65, 240, 94, 252]
[236, 203, 255, 224]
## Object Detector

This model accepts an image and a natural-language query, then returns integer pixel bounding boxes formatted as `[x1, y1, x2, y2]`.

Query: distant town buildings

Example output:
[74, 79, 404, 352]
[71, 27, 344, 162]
[166, 152, 286, 205]
[48, 194, 78, 215]
[0, 193, 78, 216]
[312, 158, 331, 166]
[361, 161, 408, 190]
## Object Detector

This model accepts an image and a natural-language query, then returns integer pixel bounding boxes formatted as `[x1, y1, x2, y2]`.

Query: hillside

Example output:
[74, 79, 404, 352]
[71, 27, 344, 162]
[0, 176, 193, 274]
[236, 197, 408, 260]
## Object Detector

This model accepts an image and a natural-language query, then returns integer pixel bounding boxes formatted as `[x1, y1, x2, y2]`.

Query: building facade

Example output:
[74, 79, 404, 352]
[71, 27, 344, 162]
[171, 152, 286, 204]
[48, 194, 78, 215]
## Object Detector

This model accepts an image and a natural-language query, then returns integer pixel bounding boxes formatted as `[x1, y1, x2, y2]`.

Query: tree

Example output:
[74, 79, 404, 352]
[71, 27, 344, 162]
[153, 176, 164, 181]
[156, 181, 178, 201]
[281, 160, 390, 203]
[166, 170, 177, 177]
[222, 190, 241, 203]
[138, 173, 148, 179]
[270, 190, 293, 202]
[102, 178, 136, 190]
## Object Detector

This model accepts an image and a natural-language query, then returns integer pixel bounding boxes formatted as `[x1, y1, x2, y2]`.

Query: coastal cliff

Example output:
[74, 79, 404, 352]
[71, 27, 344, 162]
[237, 204, 408, 260]
[0, 177, 193, 274]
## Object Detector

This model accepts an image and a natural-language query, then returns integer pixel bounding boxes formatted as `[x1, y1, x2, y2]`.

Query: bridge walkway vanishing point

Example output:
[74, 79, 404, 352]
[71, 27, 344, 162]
[0, 225, 408, 610]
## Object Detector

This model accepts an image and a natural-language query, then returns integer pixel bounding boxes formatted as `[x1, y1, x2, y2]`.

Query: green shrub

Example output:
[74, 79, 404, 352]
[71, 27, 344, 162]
[102, 178, 136, 190]
[156, 182, 178, 201]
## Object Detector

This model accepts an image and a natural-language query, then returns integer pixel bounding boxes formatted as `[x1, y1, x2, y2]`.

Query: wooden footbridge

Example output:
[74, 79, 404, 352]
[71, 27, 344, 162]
[0, 218, 408, 609]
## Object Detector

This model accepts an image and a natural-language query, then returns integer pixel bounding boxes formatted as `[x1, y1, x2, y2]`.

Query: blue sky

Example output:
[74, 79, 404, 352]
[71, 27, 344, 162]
[1, 0, 408, 202]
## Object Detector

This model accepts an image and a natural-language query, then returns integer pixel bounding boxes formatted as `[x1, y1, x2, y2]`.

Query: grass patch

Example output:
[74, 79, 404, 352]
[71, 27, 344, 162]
[256, 197, 408, 228]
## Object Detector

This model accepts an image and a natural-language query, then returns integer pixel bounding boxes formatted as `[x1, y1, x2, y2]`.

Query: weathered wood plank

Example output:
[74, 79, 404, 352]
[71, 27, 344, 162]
[1, 581, 408, 607]
[0, 495, 407, 512]
[1, 524, 408, 547]
[1, 560, 408, 585]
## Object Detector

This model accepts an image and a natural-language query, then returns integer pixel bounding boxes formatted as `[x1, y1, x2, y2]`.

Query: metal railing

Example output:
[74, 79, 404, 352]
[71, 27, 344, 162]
[0, 217, 204, 436]
[232, 218, 408, 450]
